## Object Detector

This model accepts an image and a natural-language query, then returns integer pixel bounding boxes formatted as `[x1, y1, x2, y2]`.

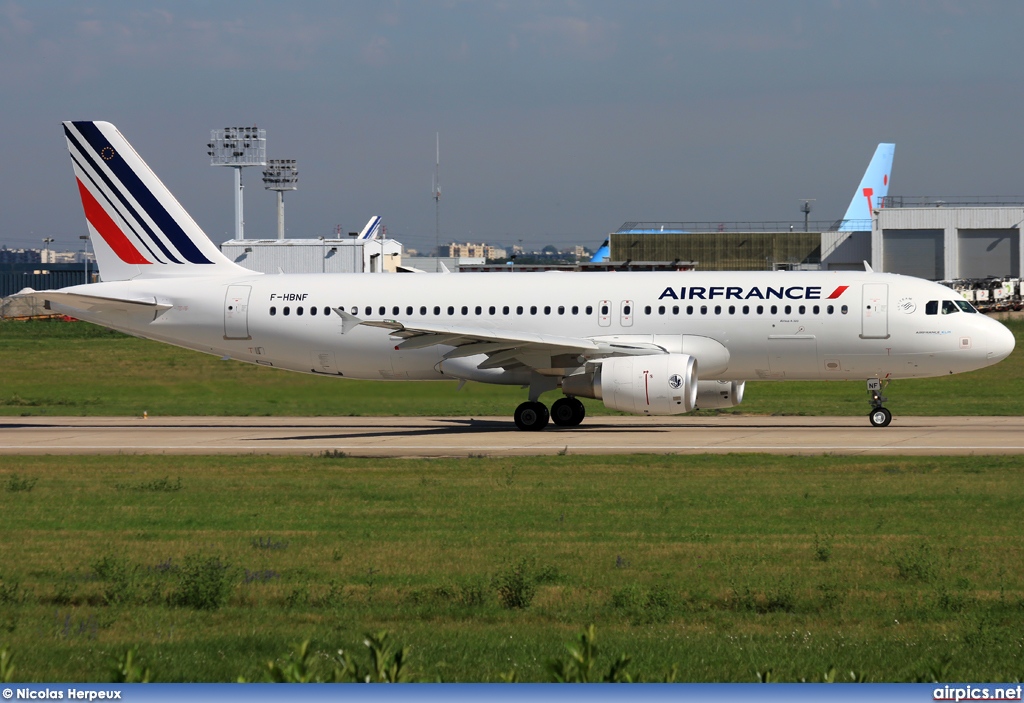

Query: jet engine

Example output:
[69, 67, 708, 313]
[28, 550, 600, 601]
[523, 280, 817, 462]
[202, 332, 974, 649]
[562, 353, 698, 415]
[694, 380, 745, 409]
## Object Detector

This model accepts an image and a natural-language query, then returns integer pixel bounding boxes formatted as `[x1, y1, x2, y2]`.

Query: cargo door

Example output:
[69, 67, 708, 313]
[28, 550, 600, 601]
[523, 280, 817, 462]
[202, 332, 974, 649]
[224, 285, 251, 340]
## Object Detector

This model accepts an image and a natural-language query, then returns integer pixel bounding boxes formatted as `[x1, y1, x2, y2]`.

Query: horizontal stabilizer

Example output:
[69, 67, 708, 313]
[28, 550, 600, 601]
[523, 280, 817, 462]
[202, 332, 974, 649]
[9, 289, 172, 316]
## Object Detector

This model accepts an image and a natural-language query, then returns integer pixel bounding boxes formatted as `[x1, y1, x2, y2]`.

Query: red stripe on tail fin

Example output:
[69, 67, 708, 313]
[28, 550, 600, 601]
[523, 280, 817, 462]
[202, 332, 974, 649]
[76, 178, 150, 264]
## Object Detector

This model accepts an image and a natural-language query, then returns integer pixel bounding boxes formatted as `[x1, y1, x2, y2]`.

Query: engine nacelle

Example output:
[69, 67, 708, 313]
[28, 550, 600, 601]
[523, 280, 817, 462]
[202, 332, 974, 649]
[596, 354, 698, 415]
[694, 380, 745, 409]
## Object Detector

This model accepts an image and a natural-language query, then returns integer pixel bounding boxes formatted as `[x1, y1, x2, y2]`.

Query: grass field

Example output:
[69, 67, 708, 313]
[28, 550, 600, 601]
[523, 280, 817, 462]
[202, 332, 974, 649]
[2, 317, 1024, 417]
[1, 453, 1023, 682]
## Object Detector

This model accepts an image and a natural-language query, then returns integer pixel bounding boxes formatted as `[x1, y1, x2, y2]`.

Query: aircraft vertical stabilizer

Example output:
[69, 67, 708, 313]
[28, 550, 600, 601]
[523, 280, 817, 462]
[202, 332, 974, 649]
[838, 143, 895, 231]
[63, 121, 249, 281]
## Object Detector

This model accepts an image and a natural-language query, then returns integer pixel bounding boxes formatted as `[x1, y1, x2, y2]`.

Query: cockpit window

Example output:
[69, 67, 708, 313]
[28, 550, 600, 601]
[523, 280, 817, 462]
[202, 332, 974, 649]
[941, 300, 960, 314]
[955, 300, 978, 313]
[925, 300, 938, 315]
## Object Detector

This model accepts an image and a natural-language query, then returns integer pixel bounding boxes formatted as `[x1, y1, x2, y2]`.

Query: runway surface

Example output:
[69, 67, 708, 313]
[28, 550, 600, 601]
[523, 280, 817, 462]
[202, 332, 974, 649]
[0, 415, 1022, 456]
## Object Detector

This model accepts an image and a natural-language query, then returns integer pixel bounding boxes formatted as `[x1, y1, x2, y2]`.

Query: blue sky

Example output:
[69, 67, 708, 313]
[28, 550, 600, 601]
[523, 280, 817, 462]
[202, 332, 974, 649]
[1, 1, 1022, 254]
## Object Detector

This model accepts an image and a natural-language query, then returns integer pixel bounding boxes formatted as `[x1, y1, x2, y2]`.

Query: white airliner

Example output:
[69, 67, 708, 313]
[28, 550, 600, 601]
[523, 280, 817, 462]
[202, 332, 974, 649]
[13, 122, 1016, 430]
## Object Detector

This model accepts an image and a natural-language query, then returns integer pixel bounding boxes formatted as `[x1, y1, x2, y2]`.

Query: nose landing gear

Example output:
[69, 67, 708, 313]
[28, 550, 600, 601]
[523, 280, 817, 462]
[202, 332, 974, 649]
[867, 378, 892, 427]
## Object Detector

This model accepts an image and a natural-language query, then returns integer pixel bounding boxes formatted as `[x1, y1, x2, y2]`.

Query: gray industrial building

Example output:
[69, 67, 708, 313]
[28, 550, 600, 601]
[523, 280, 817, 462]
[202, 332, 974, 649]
[606, 199, 1024, 281]
[871, 198, 1024, 280]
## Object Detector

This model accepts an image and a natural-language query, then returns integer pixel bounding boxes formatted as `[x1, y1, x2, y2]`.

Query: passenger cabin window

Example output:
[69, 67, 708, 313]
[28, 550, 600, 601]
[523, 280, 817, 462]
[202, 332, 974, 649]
[448, 306, 455, 315]
[476, 306, 482, 315]
[530, 306, 538, 315]
[310, 307, 317, 316]
[827, 305, 834, 314]
[600, 304, 609, 315]
[419, 306, 427, 315]
[406, 306, 413, 315]
[324, 307, 331, 316]
[489, 306, 496, 315]
[544, 306, 551, 315]
[645, 305, 652, 315]
[503, 306, 510, 315]
[571, 305, 579, 315]
[378, 306, 385, 315]
[586, 306, 593, 315]
[757, 305, 764, 314]
[392, 306, 399, 315]
[433, 306, 441, 315]
[517, 306, 524, 315]
[297, 307, 304, 316]
[270, 306, 277, 316]
[673, 305, 679, 314]
[283, 306, 290, 316]
[841, 305, 848, 314]
[461, 306, 468, 315]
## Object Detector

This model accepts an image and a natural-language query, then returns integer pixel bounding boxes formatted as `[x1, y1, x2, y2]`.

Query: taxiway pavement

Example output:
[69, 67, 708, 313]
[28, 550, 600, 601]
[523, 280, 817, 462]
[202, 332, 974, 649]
[0, 415, 1021, 456]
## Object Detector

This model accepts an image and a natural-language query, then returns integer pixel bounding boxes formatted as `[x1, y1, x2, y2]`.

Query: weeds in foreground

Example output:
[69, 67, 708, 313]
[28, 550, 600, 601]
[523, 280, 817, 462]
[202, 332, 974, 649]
[262, 632, 412, 683]
[111, 648, 152, 683]
[547, 624, 635, 682]
[1, 646, 13, 683]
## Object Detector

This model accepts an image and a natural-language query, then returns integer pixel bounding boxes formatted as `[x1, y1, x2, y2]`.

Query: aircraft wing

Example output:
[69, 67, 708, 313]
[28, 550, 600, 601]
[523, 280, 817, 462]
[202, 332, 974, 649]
[9, 288, 172, 316]
[333, 308, 664, 372]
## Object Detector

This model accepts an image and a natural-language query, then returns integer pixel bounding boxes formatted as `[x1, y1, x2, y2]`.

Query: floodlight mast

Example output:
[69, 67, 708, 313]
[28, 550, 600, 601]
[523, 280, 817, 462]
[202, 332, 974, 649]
[207, 127, 267, 240]
[262, 159, 298, 240]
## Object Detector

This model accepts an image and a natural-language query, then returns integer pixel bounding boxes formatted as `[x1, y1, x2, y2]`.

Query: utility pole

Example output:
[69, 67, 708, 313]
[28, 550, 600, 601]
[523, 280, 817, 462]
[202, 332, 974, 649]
[433, 133, 441, 270]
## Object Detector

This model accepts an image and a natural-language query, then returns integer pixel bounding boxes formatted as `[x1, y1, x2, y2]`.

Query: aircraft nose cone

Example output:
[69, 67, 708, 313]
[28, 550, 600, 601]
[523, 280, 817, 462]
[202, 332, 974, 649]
[987, 320, 1016, 363]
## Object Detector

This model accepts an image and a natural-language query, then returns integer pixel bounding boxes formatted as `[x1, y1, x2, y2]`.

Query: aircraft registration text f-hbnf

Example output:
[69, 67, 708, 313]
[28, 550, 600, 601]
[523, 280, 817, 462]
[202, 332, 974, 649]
[12, 122, 1015, 430]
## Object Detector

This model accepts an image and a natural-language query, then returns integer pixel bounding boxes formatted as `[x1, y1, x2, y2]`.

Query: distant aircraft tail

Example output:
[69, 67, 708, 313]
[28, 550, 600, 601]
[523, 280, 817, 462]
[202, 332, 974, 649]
[590, 238, 610, 263]
[358, 215, 382, 240]
[837, 143, 895, 231]
[63, 121, 249, 281]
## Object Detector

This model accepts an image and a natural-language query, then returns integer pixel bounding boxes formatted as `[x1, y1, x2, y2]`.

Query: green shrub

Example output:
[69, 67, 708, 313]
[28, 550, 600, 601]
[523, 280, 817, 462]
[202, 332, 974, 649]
[172, 555, 231, 611]
[497, 558, 536, 609]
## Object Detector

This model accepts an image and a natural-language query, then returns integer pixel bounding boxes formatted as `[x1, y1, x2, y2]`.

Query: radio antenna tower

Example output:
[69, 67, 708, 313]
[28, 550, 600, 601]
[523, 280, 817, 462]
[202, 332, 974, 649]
[433, 133, 441, 269]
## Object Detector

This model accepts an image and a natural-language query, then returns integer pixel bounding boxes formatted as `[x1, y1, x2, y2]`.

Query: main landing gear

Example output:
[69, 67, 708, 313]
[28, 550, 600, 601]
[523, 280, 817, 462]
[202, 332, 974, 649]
[866, 378, 892, 428]
[514, 397, 586, 431]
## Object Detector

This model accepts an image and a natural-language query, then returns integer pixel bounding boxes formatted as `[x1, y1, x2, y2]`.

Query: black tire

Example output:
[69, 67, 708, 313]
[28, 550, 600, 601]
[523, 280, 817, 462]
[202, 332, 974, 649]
[551, 397, 585, 427]
[514, 401, 549, 431]
[868, 407, 892, 428]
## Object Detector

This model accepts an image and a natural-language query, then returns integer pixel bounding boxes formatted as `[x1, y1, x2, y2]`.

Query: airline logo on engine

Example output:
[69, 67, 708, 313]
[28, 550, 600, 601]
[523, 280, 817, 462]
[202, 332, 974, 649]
[668, 374, 683, 390]
[657, 285, 848, 301]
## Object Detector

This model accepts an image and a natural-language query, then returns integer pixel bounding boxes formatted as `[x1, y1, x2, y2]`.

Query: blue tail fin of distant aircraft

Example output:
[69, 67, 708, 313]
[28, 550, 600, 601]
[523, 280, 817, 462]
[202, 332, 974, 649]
[838, 143, 894, 231]
[590, 238, 610, 263]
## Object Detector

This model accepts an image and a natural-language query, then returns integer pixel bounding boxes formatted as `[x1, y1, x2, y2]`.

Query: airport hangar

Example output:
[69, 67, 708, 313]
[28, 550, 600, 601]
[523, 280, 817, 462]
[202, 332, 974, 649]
[606, 197, 1024, 281]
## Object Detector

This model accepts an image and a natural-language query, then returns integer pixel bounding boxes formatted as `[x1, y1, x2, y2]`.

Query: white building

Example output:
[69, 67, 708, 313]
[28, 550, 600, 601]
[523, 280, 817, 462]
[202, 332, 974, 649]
[220, 237, 403, 274]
